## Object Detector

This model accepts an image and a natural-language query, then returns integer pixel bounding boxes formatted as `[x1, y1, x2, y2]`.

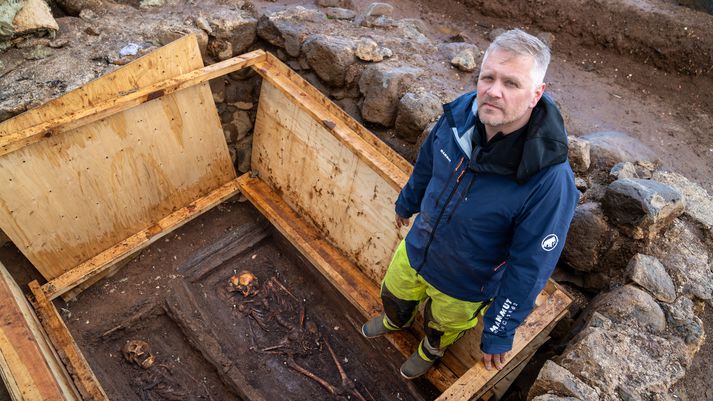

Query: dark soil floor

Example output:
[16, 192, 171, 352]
[0, 199, 439, 401]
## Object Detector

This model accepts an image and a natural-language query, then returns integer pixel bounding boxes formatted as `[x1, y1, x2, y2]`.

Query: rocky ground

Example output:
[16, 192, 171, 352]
[1, 0, 712, 400]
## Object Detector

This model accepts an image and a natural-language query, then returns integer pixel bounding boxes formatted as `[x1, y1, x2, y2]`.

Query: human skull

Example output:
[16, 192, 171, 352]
[121, 340, 155, 369]
[229, 271, 259, 297]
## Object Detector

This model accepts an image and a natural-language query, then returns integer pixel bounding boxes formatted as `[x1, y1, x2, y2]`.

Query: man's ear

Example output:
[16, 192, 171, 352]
[530, 83, 546, 108]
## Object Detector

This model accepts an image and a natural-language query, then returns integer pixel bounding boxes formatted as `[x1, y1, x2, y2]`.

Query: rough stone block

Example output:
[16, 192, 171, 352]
[562, 202, 612, 273]
[625, 254, 676, 303]
[395, 92, 442, 142]
[567, 135, 590, 174]
[528, 360, 599, 401]
[602, 178, 684, 240]
[303, 34, 356, 87]
[591, 284, 666, 332]
[358, 63, 422, 127]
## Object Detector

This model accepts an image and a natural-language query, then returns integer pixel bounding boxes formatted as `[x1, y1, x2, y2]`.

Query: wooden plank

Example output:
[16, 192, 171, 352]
[251, 79, 406, 286]
[236, 174, 459, 391]
[435, 288, 571, 401]
[0, 50, 266, 157]
[0, 262, 79, 401]
[251, 56, 410, 192]
[28, 280, 108, 401]
[41, 178, 242, 300]
[0, 35, 236, 281]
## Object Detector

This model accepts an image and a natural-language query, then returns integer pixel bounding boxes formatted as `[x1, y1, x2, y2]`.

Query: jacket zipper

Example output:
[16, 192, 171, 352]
[435, 156, 465, 208]
[416, 159, 467, 272]
[446, 172, 477, 224]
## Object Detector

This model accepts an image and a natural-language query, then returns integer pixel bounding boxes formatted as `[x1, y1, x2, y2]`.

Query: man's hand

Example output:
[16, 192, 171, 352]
[482, 352, 507, 370]
[395, 214, 410, 229]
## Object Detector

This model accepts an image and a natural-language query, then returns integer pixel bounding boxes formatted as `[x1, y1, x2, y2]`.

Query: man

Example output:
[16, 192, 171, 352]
[361, 29, 579, 379]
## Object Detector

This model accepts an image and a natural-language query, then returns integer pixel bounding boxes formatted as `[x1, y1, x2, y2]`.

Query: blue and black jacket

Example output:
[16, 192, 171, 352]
[395, 91, 579, 354]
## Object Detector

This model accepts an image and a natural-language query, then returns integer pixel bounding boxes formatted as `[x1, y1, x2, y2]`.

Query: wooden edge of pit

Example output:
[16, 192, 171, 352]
[250, 52, 412, 190]
[42, 178, 243, 301]
[435, 287, 572, 401]
[28, 280, 109, 401]
[235, 174, 461, 391]
[0, 49, 266, 157]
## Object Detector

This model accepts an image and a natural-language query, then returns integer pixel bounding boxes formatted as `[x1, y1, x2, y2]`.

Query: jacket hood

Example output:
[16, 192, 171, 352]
[442, 91, 569, 184]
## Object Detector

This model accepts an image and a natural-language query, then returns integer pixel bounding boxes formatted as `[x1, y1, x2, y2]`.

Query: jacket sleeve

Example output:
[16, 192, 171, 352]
[394, 116, 442, 218]
[480, 165, 578, 354]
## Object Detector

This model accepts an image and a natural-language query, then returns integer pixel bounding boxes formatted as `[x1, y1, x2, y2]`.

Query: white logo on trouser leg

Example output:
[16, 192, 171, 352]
[541, 234, 558, 251]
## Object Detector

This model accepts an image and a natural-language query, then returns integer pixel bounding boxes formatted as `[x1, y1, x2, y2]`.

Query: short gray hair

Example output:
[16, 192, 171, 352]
[482, 29, 551, 86]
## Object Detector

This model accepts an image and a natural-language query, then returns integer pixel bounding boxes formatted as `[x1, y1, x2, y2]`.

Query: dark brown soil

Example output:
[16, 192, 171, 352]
[0, 200, 438, 401]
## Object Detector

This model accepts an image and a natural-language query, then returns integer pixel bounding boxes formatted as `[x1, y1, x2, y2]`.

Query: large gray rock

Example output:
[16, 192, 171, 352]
[661, 296, 705, 353]
[652, 170, 713, 243]
[602, 178, 685, 240]
[303, 35, 356, 87]
[365, 2, 394, 17]
[647, 219, 713, 302]
[438, 42, 480, 64]
[625, 254, 676, 303]
[395, 92, 441, 142]
[591, 284, 666, 332]
[256, 7, 325, 57]
[581, 131, 658, 171]
[52, 0, 102, 16]
[528, 360, 599, 401]
[562, 202, 612, 273]
[559, 313, 688, 401]
[324, 7, 356, 20]
[359, 63, 422, 127]
[567, 136, 590, 175]
[207, 9, 257, 56]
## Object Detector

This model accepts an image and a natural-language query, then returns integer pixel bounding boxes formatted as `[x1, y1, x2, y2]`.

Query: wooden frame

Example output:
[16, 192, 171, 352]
[0, 35, 571, 400]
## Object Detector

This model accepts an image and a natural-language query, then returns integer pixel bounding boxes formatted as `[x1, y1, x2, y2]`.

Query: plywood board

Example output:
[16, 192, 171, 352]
[252, 80, 406, 285]
[0, 262, 80, 401]
[0, 35, 236, 280]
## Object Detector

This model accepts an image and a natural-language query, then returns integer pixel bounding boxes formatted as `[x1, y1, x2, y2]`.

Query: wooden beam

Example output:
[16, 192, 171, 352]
[236, 174, 459, 391]
[0, 50, 266, 157]
[0, 262, 79, 401]
[250, 54, 410, 192]
[28, 281, 108, 401]
[42, 178, 242, 300]
[435, 288, 571, 401]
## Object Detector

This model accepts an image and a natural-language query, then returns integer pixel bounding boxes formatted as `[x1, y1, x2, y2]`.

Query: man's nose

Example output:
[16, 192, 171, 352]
[486, 81, 503, 98]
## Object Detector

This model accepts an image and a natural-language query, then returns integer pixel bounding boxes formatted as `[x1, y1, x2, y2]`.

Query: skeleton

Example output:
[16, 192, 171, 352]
[229, 272, 372, 401]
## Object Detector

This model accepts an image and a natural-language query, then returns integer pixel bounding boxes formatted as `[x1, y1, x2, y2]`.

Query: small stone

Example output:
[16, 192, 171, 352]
[232, 110, 253, 143]
[325, 7, 356, 20]
[528, 360, 599, 401]
[602, 178, 685, 240]
[79, 9, 97, 21]
[23, 46, 53, 61]
[359, 15, 396, 28]
[139, 0, 165, 7]
[355, 37, 392, 62]
[84, 26, 101, 36]
[365, 2, 394, 17]
[610, 161, 638, 180]
[451, 48, 477, 72]
[449, 32, 472, 43]
[194, 16, 212, 34]
[395, 92, 442, 143]
[591, 284, 666, 332]
[235, 101, 253, 110]
[652, 170, 713, 243]
[567, 136, 591, 174]
[625, 254, 676, 303]
[208, 38, 233, 60]
[236, 137, 252, 173]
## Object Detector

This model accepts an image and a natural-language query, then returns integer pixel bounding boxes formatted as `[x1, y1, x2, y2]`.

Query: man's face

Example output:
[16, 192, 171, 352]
[476, 49, 545, 132]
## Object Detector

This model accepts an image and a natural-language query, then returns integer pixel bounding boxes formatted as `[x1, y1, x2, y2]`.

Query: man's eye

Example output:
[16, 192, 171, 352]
[506, 81, 519, 87]
[480, 76, 493, 81]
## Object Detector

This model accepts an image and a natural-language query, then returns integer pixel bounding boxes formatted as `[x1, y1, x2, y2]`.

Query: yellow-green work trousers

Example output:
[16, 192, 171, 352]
[381, 240, 489, 362]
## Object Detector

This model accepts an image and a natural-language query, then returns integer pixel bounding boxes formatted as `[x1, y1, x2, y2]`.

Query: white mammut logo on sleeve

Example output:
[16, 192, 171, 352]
[541, 234, 558, 251]
[440, 149, 451, 163]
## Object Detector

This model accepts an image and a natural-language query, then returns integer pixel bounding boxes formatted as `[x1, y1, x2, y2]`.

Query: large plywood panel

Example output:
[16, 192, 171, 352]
[0, 36, 235, 280]
[252, 81, 406, 284]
